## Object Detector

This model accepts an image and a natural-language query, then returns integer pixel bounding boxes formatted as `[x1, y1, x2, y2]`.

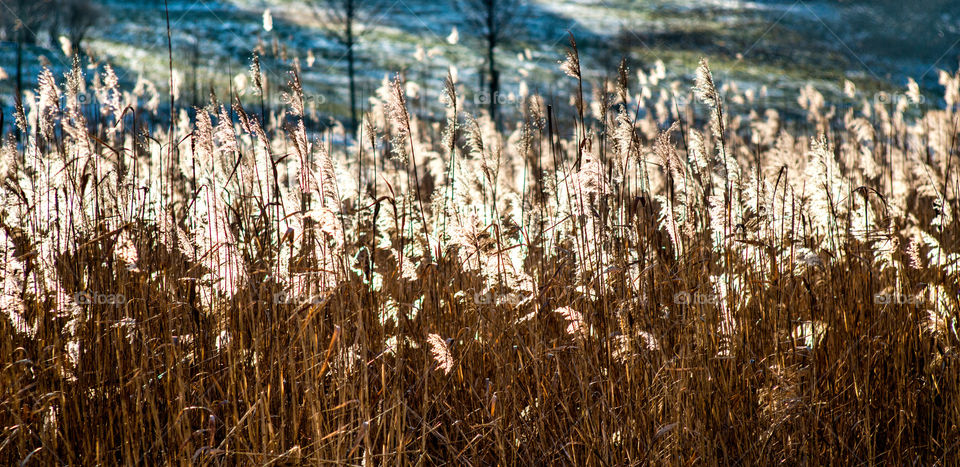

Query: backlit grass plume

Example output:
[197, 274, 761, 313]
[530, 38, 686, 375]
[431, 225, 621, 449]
[0, 37, 957, 466]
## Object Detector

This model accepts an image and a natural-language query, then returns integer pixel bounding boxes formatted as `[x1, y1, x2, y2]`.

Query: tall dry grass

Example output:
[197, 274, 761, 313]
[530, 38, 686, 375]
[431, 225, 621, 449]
[0, 42, 958, 464]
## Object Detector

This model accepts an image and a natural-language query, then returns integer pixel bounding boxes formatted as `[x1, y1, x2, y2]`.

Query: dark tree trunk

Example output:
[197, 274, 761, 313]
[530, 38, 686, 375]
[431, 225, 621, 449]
[484, 0, 500, 129]
[487, 33, 497, 124]
[346, 0, 358, 138]
[15, 29, 23, 142]
[485, 0, 498, 126]
[347, 36, 357, 138]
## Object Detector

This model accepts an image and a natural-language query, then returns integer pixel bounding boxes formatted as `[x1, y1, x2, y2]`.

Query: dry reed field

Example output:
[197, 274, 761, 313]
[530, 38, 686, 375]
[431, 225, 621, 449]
[1, 32, 959, 464]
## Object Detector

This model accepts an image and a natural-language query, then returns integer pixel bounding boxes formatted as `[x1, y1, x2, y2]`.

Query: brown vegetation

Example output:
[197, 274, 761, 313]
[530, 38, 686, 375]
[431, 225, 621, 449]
[0, 40, 958, 464]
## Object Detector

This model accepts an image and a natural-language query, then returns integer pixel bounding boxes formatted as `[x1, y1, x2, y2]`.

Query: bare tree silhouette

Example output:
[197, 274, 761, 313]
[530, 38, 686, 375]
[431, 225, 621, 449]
[1, 0, 51, 100]
[311, 0, 387, 138]
[455, 0, 527, 127]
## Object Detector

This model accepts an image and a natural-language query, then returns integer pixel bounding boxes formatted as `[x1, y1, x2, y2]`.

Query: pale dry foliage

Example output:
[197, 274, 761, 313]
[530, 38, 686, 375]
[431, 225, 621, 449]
[0, 39, 958, 465]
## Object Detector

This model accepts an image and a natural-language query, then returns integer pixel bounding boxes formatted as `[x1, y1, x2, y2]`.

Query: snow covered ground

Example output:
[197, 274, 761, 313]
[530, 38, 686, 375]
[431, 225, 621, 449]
[0, 0, 956, 122]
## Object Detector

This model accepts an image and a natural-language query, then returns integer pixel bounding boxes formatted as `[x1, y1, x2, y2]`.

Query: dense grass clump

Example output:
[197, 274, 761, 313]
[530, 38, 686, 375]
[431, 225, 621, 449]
[1, 44, 958, 464]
